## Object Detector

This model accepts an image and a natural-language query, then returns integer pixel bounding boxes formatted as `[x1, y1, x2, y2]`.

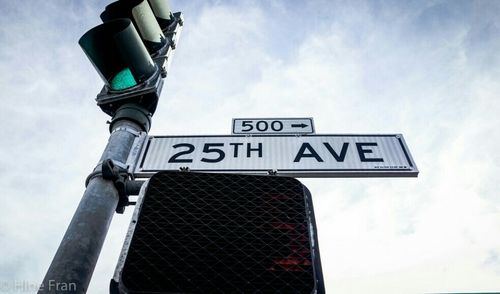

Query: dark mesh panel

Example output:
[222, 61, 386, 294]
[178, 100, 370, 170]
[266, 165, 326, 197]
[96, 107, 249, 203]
[119, 172, 322, 293]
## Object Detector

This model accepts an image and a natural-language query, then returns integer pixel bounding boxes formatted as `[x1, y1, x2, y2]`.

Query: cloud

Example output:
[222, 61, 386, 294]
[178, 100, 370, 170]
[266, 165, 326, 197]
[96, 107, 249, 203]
[0, 0, 499, 293]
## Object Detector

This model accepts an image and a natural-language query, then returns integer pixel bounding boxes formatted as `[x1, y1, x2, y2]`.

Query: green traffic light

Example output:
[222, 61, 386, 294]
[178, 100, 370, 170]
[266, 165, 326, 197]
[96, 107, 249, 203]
[110, 68, 137, 90]
[79, 19, 156, 90]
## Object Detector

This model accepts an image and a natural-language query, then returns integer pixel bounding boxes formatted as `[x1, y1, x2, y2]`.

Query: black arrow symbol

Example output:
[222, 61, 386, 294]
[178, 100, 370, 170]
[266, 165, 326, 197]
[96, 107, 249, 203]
[291, 123, 308, 128]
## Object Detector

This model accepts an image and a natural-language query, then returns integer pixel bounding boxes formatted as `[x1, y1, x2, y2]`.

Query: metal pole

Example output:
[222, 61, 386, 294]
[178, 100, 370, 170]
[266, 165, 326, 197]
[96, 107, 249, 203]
[39, 119, 144, 293]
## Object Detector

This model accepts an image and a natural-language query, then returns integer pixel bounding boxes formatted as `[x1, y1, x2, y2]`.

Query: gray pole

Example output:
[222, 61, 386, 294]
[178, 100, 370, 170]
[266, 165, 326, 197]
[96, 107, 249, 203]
[39, 118, 145, 293]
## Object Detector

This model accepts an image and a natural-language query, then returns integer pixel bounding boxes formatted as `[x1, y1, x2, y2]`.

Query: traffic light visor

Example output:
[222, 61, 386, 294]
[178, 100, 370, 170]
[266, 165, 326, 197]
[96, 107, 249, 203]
[101, 0, 167, 54]
[79, 19, 156, 90]
[148, 0, 173, 29]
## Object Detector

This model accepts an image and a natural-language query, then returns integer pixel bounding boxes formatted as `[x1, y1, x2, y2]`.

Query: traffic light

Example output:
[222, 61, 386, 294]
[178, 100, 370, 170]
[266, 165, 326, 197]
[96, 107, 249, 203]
[78, 0, 183, 121]
[100, 0, 167, 54]
[147, 0, 175, 30]
[111, 172, 324, 293]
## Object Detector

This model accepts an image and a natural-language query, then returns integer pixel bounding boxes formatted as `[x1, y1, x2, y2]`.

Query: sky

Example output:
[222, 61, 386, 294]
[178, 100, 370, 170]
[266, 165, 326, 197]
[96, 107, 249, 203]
[0, 0, 499, 293]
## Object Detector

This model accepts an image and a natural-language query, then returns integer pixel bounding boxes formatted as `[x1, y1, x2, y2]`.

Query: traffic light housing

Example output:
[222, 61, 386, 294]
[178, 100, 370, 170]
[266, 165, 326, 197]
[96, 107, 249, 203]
[79, 18, 161, 118]
[111, 172, 324, 293]
[79, 0, 183, 119]
[147, 0, 175, 30]
[101, 0, 167, 54]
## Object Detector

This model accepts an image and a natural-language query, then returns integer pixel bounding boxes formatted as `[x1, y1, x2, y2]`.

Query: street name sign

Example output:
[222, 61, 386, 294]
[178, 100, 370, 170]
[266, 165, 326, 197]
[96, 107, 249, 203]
[133, 134, 418, 178]
[232, 118, 315, 135]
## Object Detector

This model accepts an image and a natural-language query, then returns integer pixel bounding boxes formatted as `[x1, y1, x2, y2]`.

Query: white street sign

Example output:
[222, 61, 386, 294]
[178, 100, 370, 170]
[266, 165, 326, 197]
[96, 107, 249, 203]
[232, 118, 314, 135]
[133, 134, 418, 178]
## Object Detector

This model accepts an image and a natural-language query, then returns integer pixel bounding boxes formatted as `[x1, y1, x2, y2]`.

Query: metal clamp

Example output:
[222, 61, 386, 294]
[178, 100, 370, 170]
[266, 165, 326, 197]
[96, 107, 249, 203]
[267, 169, 278, 176]
[85, 159, 132, 214]
[111, 126, 142, 137]
[101, 159, 131, 214]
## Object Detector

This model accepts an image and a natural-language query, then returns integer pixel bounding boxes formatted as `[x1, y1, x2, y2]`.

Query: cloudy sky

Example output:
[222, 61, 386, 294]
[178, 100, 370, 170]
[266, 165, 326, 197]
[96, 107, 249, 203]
[1, 0, 500, 293]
